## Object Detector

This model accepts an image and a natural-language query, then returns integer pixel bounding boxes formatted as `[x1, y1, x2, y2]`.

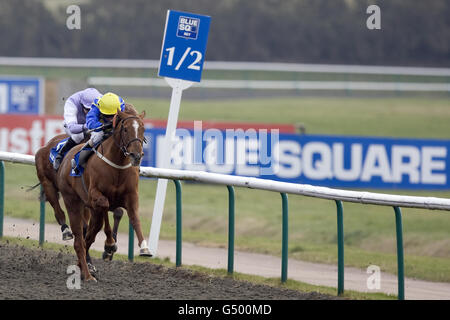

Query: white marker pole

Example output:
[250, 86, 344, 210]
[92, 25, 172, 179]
[148, 77, 193, 256]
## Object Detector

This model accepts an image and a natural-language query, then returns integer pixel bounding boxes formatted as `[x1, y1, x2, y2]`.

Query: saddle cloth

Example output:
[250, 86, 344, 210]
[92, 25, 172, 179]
[49, 138, 92, 177]
[49, 138, 69, 166]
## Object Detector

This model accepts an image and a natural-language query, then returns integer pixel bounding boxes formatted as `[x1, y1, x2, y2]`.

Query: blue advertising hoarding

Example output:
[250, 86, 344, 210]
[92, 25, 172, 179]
[0, 77, 43, 114]
[158, 10, 211, 82]
[141, 128, 450, 190]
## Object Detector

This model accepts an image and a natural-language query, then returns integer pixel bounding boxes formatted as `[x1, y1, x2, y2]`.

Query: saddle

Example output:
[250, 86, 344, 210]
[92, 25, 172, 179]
[48, 137, 92, 177]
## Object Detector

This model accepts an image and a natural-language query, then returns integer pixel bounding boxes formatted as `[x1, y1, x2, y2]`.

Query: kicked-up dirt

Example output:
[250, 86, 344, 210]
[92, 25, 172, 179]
[0, 241, 340, 300]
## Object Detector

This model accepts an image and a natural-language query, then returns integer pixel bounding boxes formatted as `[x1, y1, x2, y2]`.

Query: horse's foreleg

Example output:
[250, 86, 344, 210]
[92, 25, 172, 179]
[74, 226, 94, 281]
[85, 189, 110, 269]
[112, 208, 124, 242]
[65, 201, 94, 282]
[82, 214, 95, 272]
[102, 212, 117, 261]
[85, 211, 104, 254]
[125, 194, 151, 257]
[84, 210, 104, 275]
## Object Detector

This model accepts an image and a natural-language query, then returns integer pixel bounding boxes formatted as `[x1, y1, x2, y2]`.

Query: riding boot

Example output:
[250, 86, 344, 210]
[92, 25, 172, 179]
[78, 149, 94, 168]
[71, 143, 94, 174]
[53, 137, 77, 170]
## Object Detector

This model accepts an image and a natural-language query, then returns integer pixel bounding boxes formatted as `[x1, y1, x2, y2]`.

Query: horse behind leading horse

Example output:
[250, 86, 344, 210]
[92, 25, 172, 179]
[35, 106, 150, 281]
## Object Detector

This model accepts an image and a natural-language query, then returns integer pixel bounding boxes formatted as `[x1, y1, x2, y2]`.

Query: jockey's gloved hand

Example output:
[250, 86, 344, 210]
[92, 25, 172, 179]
[103, 122, 113, 130]
[82, 123, 88, 133]
[90, 131, 104, 146]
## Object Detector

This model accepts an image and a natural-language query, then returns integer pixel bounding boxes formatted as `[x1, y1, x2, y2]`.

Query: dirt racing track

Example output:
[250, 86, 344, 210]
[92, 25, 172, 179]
[0, 241, 338, 300]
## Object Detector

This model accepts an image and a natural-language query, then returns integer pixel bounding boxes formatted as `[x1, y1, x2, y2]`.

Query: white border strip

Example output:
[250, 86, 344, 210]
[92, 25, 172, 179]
[1, 151, 450, 211]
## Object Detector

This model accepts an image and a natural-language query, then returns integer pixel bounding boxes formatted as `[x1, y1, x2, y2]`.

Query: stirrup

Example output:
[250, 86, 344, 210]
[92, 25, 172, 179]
[53, 155, 63, 170]
[71, 159, 81, 175]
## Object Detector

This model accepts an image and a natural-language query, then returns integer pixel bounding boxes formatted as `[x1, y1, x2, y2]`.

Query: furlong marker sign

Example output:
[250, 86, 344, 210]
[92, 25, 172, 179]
[149, 10, 211, 256]
[158, 10, 211, 82]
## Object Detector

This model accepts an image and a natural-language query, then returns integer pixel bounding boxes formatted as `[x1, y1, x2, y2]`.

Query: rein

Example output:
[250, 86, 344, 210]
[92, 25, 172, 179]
[93, 148, 132, 169]
[92, 114, 145, 169]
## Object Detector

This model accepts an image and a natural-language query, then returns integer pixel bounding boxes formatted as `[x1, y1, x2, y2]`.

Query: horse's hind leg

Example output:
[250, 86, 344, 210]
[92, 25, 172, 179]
[40, 178, 73, 240]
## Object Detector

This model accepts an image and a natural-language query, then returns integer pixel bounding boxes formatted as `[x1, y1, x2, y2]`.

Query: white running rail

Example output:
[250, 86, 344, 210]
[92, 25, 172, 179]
[88, 77, 450, 92]
[1, 151, 450, 211]
[1, 56, 450, 76]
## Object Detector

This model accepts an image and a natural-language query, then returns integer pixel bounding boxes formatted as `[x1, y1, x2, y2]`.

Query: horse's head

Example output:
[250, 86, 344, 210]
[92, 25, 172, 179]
[113, 109, 146, 167]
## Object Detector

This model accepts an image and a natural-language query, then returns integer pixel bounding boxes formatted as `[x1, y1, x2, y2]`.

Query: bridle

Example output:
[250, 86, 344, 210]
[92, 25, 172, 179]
[113, 115, 146, 157]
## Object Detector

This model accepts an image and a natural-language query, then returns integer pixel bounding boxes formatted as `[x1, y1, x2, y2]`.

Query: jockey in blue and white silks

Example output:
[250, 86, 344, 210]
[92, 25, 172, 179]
[53, 88, 102, 170]
[69, 92, 126, 175]
[86, 92, 125, 147]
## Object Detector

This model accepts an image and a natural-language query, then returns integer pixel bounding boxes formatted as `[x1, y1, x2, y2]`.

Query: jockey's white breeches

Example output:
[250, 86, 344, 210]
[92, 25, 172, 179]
[65, 127, 85, 144]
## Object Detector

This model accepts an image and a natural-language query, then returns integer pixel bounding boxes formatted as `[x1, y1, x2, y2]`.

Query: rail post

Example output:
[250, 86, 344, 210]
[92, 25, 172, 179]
[281, 192, 288, 283]
[0, 161, 4, 238]
[39, 185, 45, 246]
[393, 206, 405, 300]
[335, 200, 344, 295]
[227, 185, 235, 274]
[128, 221, 134, 262]
[174, 180, 182, 267]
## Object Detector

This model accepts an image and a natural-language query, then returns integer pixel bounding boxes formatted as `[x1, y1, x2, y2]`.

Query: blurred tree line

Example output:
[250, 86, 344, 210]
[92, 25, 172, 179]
[0, 0, 448, 66]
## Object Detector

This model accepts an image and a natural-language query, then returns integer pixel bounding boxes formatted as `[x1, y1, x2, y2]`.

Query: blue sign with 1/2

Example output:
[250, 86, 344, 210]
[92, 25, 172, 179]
[158, 10, 211, 82]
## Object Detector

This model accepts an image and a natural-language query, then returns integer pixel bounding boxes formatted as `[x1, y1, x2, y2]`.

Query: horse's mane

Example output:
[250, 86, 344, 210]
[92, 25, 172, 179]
[124, 103, 138, 115]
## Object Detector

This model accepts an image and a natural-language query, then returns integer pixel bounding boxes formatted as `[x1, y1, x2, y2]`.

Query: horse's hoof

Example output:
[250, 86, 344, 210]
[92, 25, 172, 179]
[138, 240, 152, 257]
[62, 229, 73, 241]
[103, 243, 117, 261]
[87, 262, 97, 275]
[81, 271, 97, 282]
[102, 251, 113, 261]
[139, 247, 152, 257]
[104, 243, 118, 253]
[85, 275, 97, 283]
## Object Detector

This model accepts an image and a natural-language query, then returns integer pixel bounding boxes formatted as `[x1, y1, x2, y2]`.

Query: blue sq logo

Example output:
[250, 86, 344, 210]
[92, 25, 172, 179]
[159, 10, 211, 82]
[177, 16, 199, 39]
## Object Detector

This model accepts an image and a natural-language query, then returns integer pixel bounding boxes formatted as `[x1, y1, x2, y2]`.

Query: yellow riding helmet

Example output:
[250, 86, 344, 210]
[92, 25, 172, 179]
[97, 92, 125, 115]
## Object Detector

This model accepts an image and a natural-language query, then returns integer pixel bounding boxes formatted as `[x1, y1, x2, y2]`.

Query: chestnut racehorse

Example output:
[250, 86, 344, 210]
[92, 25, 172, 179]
[35, 135, 125, 262]
[36, 105, 150, 281]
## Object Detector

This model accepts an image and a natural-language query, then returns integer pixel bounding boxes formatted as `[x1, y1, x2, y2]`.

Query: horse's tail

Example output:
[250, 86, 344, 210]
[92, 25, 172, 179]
[24, 182, 46, 202]
[25, 182, 41, 192]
